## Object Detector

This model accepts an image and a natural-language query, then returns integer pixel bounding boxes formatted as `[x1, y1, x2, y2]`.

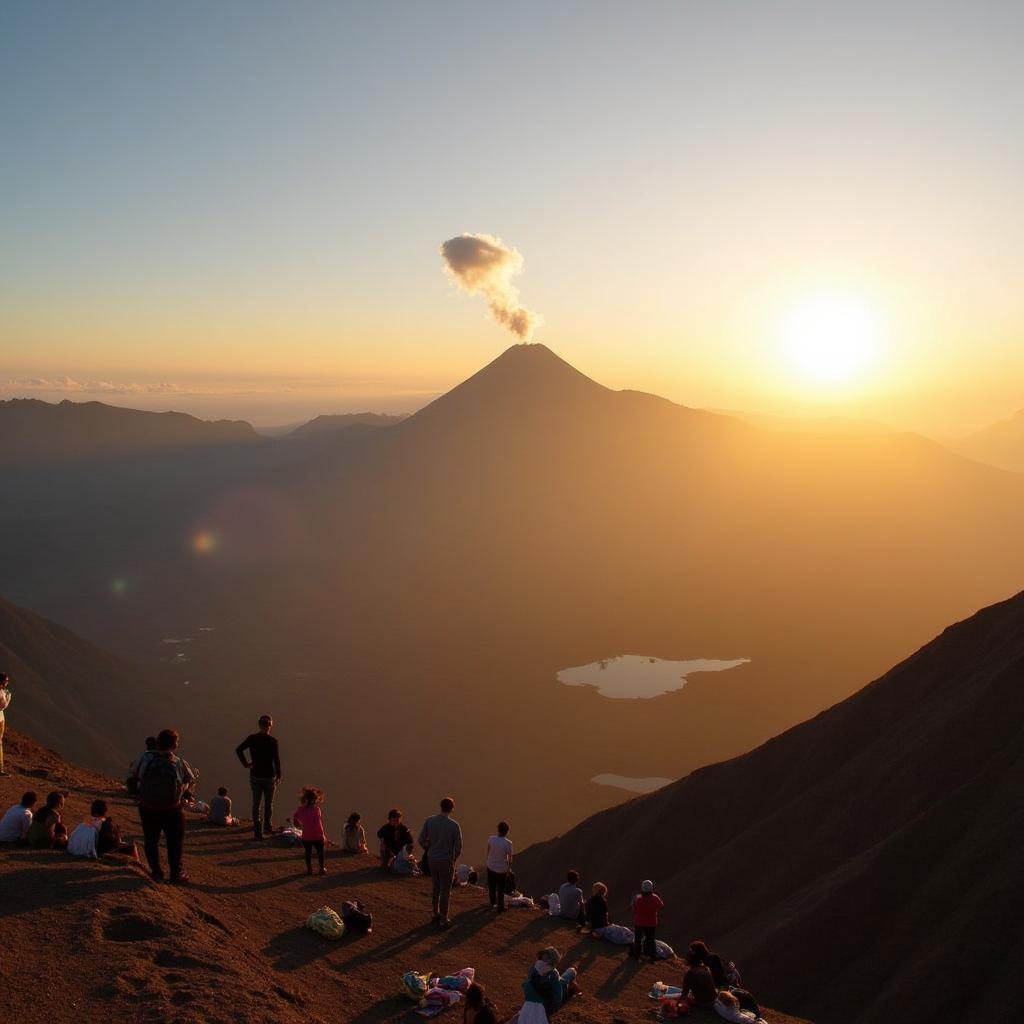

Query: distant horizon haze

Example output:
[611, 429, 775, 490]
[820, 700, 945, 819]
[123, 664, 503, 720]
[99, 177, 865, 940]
[3, 4, 1024, 435]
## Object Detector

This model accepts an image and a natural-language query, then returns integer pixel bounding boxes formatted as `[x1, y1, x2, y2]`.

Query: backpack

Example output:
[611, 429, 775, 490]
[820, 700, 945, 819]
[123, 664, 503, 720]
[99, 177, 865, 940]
[138, 754, 183, 807]
[340, 899, 373, 934]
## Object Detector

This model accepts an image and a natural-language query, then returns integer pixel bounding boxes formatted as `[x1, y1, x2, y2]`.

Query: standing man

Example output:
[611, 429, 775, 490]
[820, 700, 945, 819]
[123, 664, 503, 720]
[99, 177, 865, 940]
[235, 714, 281, 841]
[136, 728, 196, 882]
[0, 673, 11, 777]
[418, 796, 463, 930]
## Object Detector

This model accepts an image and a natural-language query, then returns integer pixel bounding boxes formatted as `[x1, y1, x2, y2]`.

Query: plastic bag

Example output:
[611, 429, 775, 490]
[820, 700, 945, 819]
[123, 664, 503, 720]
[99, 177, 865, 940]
[655, 940, 676, 959]
[305, 906, 345, 940]
[546, 894, 561, 916]
[401, 972, 431, 1000]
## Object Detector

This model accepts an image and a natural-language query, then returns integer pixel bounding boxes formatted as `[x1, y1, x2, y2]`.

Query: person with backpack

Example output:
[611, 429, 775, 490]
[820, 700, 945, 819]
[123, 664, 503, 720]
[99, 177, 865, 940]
[235, 714, 281, 841]
[418, 796, 463, 929]
[630, 879, 665, 961]
[126, 736, 157, 797]
[136, 728, 196, 882]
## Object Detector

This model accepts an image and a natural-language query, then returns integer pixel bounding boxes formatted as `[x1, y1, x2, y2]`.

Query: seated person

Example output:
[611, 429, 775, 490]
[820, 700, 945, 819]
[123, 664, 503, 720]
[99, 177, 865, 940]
[558, 869, 585, 923]
[69, 800, 134, 858]
[209, 786, 237, 825]
[455, 863, 478, 885]
[578, 881, 610, 933]
[376, 808, 414, 869]
[0, 791, 37, 843]
[683, 953, 717, 1009]
[27, 791, 66, 848]
[343, 812, 368, 854]
[688, 940, 729, 987]
[713, 990, 765, 1023]
[523, 947, 580, 1014]
[392, 842, 421, 875]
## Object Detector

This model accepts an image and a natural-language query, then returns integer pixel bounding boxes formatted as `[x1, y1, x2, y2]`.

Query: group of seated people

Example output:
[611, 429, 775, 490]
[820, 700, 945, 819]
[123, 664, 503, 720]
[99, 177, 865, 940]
[0, 790, 135, 859]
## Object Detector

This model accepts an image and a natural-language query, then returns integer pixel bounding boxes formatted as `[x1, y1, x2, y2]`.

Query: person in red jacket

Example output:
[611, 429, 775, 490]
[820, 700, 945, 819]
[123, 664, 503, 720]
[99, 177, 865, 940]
[630, 879, 664, 961]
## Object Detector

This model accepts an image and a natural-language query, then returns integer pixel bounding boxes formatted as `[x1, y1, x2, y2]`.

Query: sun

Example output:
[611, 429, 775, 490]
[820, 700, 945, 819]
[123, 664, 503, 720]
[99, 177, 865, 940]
[781, 293, 881, 383]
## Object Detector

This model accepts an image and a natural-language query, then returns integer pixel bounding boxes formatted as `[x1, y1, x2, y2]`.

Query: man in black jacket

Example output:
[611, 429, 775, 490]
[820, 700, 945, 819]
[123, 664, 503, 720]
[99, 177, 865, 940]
[235, 714, 281, 840]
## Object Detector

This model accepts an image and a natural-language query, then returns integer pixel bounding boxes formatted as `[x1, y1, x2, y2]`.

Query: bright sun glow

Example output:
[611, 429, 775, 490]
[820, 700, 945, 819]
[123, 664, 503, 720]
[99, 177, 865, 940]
[782, 293, 881, 383]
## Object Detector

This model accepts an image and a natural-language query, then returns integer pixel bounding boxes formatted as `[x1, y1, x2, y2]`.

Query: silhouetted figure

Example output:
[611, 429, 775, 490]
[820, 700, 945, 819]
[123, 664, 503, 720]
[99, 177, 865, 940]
[630, 879, 664, 961]
[235, 714, 281, 840]
[376, 808, 413, 868]
[464, 982, 499, 1024]
[418, 796, 463, 929]
[343, 811, 368, 854]
[578, 881, 610, 933]
[136, 728, 196, 882]
[558, 869, 586, 923]
[0, 672, 12, 777]
[485, 820, 513, 912]
[293, 785, 327, 875]
[28, 790, 66, 848]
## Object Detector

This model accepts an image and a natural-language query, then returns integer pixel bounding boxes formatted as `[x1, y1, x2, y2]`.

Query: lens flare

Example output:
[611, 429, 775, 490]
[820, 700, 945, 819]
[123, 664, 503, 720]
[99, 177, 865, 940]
[192, 531, 218, 554]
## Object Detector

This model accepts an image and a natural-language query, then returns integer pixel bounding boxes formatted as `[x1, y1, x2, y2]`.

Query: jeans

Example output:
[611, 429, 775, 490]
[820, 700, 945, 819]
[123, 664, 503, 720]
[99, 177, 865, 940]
[430, 857, 455, 921]
[302, 839, 324, 871]
[138, 805, 185, 878]
[250, 777, 277, 837]
[487, 868, 508, 911]
[632, 925, 657, 958]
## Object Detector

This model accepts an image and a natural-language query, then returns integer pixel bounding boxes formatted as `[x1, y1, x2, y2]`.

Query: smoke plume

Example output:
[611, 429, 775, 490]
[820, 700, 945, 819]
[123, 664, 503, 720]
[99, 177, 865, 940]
[440, 233, 541, 342]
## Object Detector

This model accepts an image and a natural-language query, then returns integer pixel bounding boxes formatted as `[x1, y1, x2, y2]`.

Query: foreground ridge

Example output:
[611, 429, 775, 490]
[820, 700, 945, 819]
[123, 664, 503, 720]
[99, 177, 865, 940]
[0, 730, 806, 1024]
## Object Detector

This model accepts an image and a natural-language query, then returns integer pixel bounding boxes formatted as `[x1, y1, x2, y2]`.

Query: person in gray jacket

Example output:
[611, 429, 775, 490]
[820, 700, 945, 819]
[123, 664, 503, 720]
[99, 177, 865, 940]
[418, 796, 463, 929]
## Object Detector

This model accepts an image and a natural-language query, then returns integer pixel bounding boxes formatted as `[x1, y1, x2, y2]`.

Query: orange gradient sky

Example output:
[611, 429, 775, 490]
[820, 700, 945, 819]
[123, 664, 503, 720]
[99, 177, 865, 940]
[2, 3, 1022, 432]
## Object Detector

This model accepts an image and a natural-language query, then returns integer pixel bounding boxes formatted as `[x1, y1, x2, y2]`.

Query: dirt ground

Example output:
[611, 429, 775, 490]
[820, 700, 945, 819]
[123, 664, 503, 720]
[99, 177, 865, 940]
[0, 731, 810, 1024]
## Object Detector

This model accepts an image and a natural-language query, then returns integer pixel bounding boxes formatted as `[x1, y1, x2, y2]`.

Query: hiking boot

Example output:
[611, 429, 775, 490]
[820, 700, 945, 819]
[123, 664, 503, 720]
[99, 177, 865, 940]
[438, 919, 451, 931]
[169, 873, 190, 885]
[431, 914, 440, 927]
[318, 867, 327, 876]
[0, 770, 10, 777]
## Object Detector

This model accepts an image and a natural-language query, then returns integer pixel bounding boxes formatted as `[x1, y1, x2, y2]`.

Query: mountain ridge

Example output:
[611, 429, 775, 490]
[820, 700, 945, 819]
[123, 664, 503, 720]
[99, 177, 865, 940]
[516, 590, 1024, 1024]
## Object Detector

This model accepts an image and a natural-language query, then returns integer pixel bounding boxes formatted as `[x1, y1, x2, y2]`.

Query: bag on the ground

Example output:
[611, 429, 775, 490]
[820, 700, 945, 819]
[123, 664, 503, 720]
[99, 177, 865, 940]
[594, 923, 634, 944]
[340, 899, 373, 934]
[401, 972, 431, 1000]
[654, 940, 676, 960]
[138, 754, 183, 807]
[729, 987, 761, 1017]
[305, 906, 345, 939]
[546, 893, 561, 916]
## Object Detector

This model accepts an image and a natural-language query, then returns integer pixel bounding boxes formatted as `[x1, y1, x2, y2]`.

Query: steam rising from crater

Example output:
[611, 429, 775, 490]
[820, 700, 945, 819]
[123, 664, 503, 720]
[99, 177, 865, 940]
[440, 233, 541, 342]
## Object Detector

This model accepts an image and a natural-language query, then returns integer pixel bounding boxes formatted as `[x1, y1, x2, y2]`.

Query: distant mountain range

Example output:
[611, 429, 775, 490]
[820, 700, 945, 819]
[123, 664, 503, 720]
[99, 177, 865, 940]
[0, 596, 161, 774]
[517, 590, 1024, 1024]
[286, 411, 407, 438]
[951, 407, 1024, 473]
[1, 343, 1022, 846]
[0, 398, 257, 463]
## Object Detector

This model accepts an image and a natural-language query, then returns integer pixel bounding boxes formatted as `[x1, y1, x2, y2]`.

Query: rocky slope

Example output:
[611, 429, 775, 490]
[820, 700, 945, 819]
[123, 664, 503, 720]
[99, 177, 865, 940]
[516, 591, 1024, 1024]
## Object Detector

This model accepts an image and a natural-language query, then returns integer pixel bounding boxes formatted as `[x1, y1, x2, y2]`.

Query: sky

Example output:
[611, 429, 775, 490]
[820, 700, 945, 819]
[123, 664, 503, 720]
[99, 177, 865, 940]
[2, 1, 1022, 432]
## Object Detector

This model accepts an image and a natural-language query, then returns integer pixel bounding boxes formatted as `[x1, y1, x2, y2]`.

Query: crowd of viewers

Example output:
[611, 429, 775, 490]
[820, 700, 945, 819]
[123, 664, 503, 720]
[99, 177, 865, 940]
[0, 701, 765, 1021]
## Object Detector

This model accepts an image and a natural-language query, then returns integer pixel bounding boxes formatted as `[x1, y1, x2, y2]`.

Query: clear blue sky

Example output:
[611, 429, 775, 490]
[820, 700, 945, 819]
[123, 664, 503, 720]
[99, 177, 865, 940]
[2, 1, 1022, 429]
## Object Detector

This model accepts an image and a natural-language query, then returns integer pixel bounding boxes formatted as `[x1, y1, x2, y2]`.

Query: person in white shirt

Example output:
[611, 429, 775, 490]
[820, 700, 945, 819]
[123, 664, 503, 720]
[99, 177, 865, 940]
[0, 790, 37, 843]
[485, 820, 514, 913]
[0, 672, 12, 777]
